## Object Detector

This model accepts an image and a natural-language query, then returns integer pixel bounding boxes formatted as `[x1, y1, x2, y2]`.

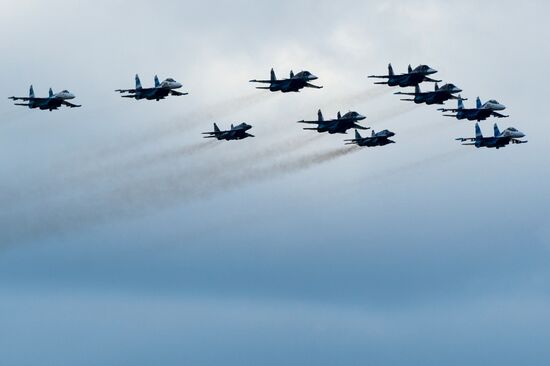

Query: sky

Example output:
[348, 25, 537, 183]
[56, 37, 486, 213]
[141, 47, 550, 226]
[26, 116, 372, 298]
[1, 1, 550, 365]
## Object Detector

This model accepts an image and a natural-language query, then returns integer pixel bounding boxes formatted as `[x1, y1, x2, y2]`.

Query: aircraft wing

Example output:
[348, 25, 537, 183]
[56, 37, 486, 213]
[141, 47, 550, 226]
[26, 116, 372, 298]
[352, 123, 370, 130]
[367, 74, 390, 79]
[9, 96, 32, 101]
[305, 83, 323, 89]
[394, 91, 420, 96]
[455, 137, 476, 142]
[170, 90, 189, 96]
[62, 101, 82, 108]
[511, 139, 528, 144]
[249, 79, 274, 84]
[492, 112, 509, 118]
[423, 76, 442, 83]
[115, 88, 137, 93]
[297, 119, 323, 125]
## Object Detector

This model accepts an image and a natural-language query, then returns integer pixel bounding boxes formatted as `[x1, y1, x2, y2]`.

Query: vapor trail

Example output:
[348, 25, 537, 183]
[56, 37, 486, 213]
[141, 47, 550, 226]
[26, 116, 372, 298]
[0, 144, 359, 247]
[94, 92, 269, 161]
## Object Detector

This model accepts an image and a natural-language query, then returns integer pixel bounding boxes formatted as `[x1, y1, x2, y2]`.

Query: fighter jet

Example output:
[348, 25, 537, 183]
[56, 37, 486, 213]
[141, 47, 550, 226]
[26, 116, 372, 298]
[9, 85, 81, 111]
[344, 129, 396, 147]
[115, 74, 187, 101]
[202, 123, 254, 141]
[368, 64, 441, 87]
[395, 83, 464, 105]
[438, 96, 508, 121]
[298, 110, 369, 134]
[456, 123, 527, 149]
[249, 68, 322, 93]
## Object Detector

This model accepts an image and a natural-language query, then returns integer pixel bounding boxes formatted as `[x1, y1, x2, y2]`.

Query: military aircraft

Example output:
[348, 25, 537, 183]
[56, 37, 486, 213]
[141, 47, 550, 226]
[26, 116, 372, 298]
[115, 74, 187, 101]
[456, 123, 527, 149]
[298, 110, 368, 134]
[9, 85, 81, 111]
[344, 129, 396, 147]
[202, 123, 254, 141]
[395, 83, 464, 105]
[249, 68, 322, 93]
[368, 64, 441, 87]
[438, 96, 508, 121]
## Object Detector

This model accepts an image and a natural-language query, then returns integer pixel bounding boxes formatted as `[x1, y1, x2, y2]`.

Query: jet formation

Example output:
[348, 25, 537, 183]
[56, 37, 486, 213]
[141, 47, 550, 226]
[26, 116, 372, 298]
[456, 123, 527, 149]
[115, 74, 187, 101]
[298, 110, 368, 134]
[202, 123, 254, 141]
[438, 97, 508, 121]
[7, 62, 527, 151]
[249, 68, 322, 93]
[9, 85, 81, 111]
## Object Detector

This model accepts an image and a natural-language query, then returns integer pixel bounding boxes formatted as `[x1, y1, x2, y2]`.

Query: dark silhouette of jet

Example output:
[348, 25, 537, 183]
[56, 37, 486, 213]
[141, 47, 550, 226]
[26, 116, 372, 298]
[202, 123, 254, 141]
[250, 68, 322, 93]
[368, 64, 440, 87]
[344, 129, 396, 147]
[456, 123, 527, 149]
[298, 110, 368, 134]
[439, 96, 508, 121]
[9, 85, 81, 111]
[116, 74, 187, 101]
[395, 83, 464, 105]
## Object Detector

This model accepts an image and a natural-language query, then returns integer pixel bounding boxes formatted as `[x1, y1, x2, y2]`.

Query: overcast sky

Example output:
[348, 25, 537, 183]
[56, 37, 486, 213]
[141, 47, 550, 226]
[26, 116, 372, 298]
[1, 1, 550, 365]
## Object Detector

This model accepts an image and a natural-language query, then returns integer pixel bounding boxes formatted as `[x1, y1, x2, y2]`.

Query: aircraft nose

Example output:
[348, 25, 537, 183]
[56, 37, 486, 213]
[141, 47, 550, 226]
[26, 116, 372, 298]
[174, 82, 183, 89]
[454, 87, 463, 93]
[388, 131, 395, 137]
[494, 103, 506, 110]
[309, 74, 318, 80]
[357, 114, 366, 120]
[428, 68, 437, 74]
[66, 93, 75, 99]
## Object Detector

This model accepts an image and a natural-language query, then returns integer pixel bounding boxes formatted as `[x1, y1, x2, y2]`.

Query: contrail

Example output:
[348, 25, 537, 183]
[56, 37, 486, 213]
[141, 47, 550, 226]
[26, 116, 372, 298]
[0, 144, 359, 247]
[93, 92, 269, 161]
[331, 85, 394, 107]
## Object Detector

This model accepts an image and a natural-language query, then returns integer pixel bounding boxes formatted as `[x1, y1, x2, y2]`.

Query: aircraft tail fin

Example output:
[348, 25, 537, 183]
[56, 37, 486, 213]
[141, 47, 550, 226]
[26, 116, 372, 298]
[493, 123, 501, 137]
[135, 74, 142, 90]
[318, 109, 324, 123]
[388, 63, 394, 77]
[371, 130, 375, 137]
[231, 123, 234, 130]
[48, 88, 54, 98]
[270, 68, 276, 82]
[214, 123, 220, 133]
[290, 70, 294, 78]
[408, 64, 413, 73]
[458, 96, 464, 110]
[337, 111, 342, 119]
[434, 83, 439, 91]
[476, 97, 482, 109]
[29, 85, 35, 98]
[475, 123, 483, 140]
[154, 75, 160, 87]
